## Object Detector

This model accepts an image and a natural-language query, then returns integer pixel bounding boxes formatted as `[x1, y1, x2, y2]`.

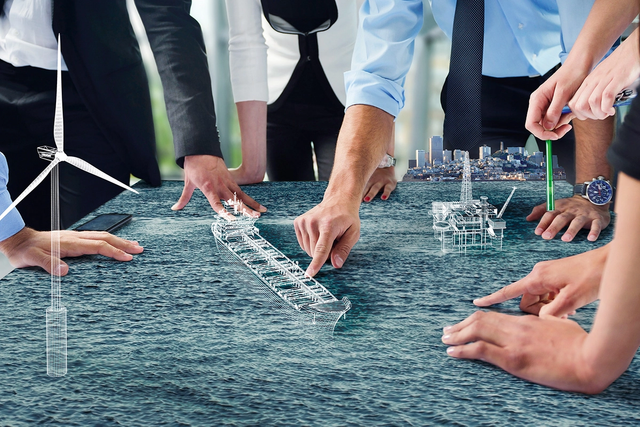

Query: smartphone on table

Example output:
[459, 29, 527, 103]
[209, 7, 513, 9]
[74, 213, 133, 233]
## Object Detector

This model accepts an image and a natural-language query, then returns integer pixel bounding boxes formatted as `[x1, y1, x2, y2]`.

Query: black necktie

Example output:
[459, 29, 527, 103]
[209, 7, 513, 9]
[444, 0, 484, 152]
[0, 0, 7, 18]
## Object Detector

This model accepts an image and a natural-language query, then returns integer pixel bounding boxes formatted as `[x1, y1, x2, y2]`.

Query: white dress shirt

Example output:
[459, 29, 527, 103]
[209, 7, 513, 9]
[226, 0, 362, 106]
[0, 0, 67, 70]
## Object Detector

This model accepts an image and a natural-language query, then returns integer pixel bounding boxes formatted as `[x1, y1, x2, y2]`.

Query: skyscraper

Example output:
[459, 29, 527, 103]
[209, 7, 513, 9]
[443, 149, 452, 164]
[454, 149, 463, 161]
[416, 150, 426, 168]
[429, 136, 443, 165]
[507, 147, 526, 155]
[479, 145, 491, 160]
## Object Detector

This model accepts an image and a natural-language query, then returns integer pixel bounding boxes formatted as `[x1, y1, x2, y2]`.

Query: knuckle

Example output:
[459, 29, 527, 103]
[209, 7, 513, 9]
[531, 261, 549, 278]
[314, 243, 330, 255]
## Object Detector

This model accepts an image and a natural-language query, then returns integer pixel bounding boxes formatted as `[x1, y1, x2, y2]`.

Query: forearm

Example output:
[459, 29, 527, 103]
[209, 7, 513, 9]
[572, 117, 614, 184]
[324, 105, 394, 201]
[235, 101, 267, 181]
[583, 173, 640, 392]
[563, 0, 639, 74]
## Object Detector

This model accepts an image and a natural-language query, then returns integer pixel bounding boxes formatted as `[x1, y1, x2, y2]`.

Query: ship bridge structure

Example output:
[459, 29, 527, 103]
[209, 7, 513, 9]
[431, 152, 516, 253]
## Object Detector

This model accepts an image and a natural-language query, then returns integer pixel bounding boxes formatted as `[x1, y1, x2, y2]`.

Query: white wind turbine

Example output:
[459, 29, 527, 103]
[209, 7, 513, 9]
[0, 35, 138, 377]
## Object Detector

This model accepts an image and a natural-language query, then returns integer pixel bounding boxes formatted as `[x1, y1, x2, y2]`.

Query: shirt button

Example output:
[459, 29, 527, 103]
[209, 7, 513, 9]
[532, 53, 537, 60]
[518, 23, 524, 29]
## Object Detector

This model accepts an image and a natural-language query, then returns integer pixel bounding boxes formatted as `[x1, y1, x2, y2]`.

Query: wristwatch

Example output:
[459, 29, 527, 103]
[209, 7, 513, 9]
[378, 154, 396, 168]
[573, 176, 613, 205]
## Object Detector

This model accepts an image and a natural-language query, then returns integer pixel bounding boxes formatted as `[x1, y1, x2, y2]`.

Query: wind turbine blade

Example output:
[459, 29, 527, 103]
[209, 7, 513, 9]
[54, 35, 64, 152]
[65, 156, 139, 194]
[0, 159, 60, 223]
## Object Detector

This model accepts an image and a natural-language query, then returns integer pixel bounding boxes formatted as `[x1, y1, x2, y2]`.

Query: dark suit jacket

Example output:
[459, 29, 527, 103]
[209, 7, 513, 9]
[49, 0, 223, 185]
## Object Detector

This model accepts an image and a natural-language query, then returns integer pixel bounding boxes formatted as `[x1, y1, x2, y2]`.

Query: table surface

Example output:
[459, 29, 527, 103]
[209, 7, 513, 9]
[1, 180, 638, 426]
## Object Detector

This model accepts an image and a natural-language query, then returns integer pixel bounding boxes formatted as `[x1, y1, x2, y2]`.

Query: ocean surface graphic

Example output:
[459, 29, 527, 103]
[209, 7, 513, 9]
[0, 181, 637, 426]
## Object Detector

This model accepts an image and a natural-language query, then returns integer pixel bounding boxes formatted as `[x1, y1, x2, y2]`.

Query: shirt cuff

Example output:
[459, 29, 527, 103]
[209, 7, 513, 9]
[0, 193, 25, 242]
[345, 70, 405, 118]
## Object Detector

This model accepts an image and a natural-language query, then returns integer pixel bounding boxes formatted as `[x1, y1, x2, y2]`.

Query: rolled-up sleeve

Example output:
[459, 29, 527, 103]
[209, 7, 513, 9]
[345, 0, 423, 118]
[0, 153, 25, 242]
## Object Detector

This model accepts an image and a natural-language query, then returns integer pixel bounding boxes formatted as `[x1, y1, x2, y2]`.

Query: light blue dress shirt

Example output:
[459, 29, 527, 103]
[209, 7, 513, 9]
[0, 152, 25, 241]
[345, 0, 601, 118]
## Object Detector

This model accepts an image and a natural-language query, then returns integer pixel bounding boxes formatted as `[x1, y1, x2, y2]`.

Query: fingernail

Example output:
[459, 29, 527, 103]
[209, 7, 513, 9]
[446, 347, 455, 355]
[535, 227, 544, 235]
[364, 197, 370, 202]
[443, 325, 452, 333]
[334, 255, 344, 268]
[442, 334, 451, 342]
[128, 240, 139, 245]
[124, 253, 133, 260]
[542, 232, 552, 239]
[171, 203, 179, 211]
[381, 195, 387, 200]
[561, 234, 572, 242]
[588, 234, 596, 242]
[472, 299, 480, 305]
[305, 267, 315, 278]
[544, 121, 554, 130]
[259, 205, 267, 212]
[55, 264, 67, 275]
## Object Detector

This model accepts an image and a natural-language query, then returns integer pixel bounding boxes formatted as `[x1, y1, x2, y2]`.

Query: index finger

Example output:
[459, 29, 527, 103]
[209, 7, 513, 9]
[305, 228, 336, 278]
[473, 276, 533, 307]
[525, 92, 549, 139]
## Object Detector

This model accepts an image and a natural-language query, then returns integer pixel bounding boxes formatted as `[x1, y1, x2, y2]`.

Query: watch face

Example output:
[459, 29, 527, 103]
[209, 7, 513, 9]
[586, 180, 613, 205]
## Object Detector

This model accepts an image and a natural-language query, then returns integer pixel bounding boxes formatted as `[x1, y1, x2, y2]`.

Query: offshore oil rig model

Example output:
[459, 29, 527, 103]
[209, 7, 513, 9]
[431, 152, 517, 253]
[212, 195, 351, 330]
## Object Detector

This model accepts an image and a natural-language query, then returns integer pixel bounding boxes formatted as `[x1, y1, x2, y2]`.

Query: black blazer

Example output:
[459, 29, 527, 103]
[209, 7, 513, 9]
[49, 0, 223, 185]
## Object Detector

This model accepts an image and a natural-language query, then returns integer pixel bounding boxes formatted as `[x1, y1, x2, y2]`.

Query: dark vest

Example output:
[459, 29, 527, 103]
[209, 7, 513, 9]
[260, 0, 344, 112]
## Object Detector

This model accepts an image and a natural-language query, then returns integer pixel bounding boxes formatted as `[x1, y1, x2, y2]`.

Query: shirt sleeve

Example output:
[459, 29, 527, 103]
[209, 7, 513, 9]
[0, 152, 25, 242]
[608, 97, 640, 181]
[226, 0, 269, 103]
[557, 0, 618, 65]
[344, 0, 423, 118]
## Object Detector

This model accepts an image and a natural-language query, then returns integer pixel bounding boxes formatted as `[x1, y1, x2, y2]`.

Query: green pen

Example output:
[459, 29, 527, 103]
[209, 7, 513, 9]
[546, 139, 554, 211]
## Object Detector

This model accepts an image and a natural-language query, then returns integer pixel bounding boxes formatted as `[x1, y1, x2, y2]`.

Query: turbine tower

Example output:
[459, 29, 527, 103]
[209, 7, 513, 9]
[0, 36, 138, 377]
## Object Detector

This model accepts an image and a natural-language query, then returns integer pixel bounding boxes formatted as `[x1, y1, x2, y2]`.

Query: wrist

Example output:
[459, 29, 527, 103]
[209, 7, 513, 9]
[0, 226, 30, 257]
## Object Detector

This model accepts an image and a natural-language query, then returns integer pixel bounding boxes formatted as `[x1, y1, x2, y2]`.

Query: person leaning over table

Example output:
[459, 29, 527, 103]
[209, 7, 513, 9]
[442, 0, 640, 394]
[0, 152, 143, 276]
[432, 0, 618, 244]
[0, 0, 265, 233]
[225, 0, 397, 202]
[294, 0, 617, 278]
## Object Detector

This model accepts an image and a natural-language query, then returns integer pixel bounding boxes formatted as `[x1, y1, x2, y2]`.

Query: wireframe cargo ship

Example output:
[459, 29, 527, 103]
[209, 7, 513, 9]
[212, 195, 351, 331]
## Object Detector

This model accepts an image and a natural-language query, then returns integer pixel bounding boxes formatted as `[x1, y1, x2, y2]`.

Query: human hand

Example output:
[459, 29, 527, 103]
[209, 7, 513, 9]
[363, 167, 397, 202]
[0, 227, 144, 276]
[525, 66, 585, 140]
[294, 195, 361, 277]
[474, 243, 608, 317]
[442, 311, 599, 393]
[172, 155, 267, 216]
[526, 196, 610, 241]
[568, 30, 640, 121]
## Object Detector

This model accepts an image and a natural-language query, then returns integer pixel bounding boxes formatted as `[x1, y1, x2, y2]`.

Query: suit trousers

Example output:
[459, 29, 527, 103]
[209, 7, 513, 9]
[0, 59, 130, 231]
[266, 101, 343, 181]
